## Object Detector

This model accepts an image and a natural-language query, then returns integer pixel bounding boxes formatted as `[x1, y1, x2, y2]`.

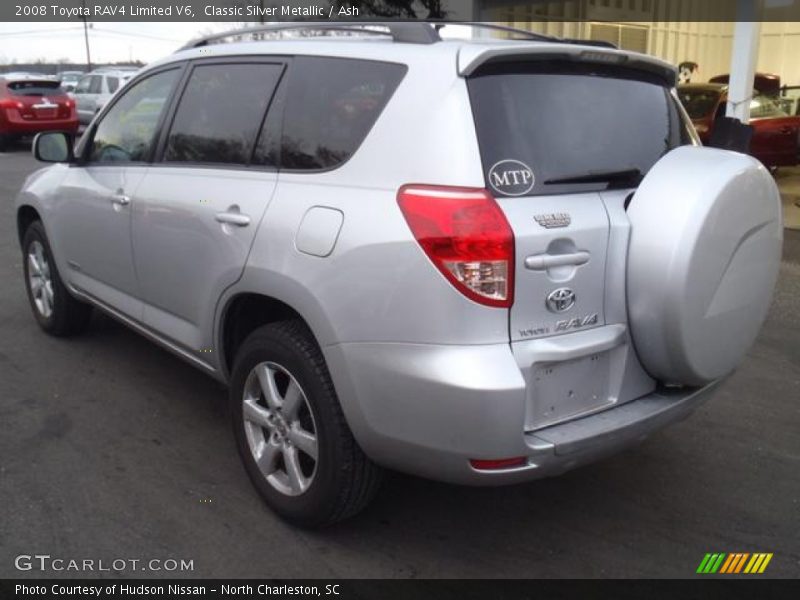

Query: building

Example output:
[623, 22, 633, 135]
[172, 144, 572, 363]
[472, 0, 800, 85]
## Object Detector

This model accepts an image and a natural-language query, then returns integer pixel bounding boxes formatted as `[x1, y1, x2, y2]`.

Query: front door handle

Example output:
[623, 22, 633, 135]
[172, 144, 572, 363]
[215, 211, 251, 227]
[525, 251, 590, 270]
[110, 193, 130, 206]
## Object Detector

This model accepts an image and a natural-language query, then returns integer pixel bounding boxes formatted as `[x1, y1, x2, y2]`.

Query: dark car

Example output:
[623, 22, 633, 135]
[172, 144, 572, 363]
[0, 76, 78, 150]
[678, 83, 800, 168]
[709, 72, 782, 96]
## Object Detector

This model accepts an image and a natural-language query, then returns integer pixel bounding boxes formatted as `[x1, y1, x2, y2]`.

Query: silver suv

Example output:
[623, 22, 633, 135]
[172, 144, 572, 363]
[72, 68, 136, 125]
[16, 24, 783, 526]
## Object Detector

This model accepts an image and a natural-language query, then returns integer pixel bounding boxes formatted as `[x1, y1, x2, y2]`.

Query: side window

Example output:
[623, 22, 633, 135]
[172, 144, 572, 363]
[88, 75, 102, 94]
[164, 63, 283, 165]
[107, 76, 119, 94]
[90, 69, 179, 163]
[74, 76, 91, 94]
[279, 57, 407, 170]
[750, 94, 787, 118]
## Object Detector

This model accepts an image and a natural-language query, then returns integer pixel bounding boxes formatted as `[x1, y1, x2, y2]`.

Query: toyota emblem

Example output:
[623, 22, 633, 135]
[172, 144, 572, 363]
[546, 288, 576, 313]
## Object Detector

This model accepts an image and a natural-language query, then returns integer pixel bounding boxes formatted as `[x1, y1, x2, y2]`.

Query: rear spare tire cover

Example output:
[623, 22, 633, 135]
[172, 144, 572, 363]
[627, 146, 782, 386]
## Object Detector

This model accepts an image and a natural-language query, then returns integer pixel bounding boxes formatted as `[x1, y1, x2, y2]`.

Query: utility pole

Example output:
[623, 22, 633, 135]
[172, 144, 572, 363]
[81, 0, 92, 71]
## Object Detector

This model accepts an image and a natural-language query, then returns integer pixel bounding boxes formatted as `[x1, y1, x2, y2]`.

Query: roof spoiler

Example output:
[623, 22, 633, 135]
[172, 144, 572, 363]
[458, 44, 677, 86]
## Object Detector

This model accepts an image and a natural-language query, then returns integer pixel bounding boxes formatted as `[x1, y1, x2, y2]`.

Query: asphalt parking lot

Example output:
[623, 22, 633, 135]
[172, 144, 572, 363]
[0, 140, 798, 579]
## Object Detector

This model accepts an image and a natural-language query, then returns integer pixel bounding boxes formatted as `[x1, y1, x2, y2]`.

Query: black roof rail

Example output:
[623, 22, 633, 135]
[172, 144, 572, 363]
[177, 22, 441, 51]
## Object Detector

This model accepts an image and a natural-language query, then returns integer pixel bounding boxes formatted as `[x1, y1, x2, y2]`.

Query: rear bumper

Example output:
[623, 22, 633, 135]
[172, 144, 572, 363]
[324, 332, 719, 485]
[1, 114, 78, 136]
[522, 382, 718, 478]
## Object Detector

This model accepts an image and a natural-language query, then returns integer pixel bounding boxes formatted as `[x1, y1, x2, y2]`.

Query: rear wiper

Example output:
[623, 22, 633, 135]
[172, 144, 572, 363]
[544, 168, 643, 186]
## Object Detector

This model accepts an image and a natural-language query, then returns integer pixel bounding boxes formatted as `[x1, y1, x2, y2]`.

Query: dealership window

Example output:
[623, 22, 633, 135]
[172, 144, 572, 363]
[590, 22, 649, 53]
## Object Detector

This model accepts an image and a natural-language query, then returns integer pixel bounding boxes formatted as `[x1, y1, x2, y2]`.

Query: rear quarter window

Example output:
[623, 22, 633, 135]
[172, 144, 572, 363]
[468, 61, 693, 197]
[279, 57, 406, 171]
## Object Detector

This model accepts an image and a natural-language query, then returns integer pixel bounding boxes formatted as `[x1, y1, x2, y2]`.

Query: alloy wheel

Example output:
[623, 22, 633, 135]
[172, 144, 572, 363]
[27, 240, 54, 319]
[242, 361, 318, 496]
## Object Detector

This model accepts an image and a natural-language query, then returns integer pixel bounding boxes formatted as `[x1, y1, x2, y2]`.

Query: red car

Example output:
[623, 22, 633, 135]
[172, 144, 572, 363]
[0, 75, 78, 150]
[678, 83, 800, 168]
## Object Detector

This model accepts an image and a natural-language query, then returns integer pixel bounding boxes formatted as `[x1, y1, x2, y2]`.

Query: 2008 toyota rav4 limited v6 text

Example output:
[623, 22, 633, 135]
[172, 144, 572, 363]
[15, 23, 783, 526]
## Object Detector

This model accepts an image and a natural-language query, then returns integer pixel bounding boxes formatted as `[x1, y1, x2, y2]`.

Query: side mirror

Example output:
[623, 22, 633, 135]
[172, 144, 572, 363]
[33, 132, 74, 163]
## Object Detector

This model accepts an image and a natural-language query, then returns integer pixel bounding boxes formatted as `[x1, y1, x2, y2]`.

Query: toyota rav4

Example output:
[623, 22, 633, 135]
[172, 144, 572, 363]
[15, 23, 783, 526]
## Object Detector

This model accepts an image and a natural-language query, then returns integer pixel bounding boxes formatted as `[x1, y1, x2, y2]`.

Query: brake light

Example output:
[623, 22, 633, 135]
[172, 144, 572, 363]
[0, 98, 24, 110]
[397, 184, 514, 308]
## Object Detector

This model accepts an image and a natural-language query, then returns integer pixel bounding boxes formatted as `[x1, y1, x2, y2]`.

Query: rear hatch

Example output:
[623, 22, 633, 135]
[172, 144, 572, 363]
[466, 56, 692, 428]
[5, 79, 73, 121]
[467, 59, 691, 344]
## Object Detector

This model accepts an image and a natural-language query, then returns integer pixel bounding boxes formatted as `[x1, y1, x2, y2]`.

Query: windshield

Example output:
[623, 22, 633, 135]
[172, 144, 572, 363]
[468, 62, 693, 197]
[750, 94, 788, 118]
[677, 88, 721, 119]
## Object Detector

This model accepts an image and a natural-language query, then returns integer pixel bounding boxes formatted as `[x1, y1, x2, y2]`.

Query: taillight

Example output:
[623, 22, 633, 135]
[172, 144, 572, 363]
[0, 98, 24, 110]
[397, 184, 514, 308]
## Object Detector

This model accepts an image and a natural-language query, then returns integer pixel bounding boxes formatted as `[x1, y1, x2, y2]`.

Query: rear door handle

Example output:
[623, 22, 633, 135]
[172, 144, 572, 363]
[215, 211, 251, 227]
[110, 193, 130, 206]
[525, 251, 590, 270]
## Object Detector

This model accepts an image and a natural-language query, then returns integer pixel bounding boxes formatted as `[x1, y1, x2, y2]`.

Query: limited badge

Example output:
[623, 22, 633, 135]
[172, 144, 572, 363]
[487, 159, 535, 197]
[534, 213, 571, 229]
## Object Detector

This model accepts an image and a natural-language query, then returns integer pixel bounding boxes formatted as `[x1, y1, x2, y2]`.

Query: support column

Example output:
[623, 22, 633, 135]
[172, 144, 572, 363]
[726, 0, 762, 122]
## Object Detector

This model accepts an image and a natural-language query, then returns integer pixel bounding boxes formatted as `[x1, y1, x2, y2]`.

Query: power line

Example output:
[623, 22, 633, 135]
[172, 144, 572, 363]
[0, 26, 183, 43]
[91, 27, 184, 42]
[0, 26, 85, 37]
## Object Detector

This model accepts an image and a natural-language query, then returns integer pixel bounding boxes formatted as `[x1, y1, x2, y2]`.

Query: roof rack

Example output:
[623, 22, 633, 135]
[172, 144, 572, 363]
[176, 21, 617, 53]
[177, 22, 441, 51]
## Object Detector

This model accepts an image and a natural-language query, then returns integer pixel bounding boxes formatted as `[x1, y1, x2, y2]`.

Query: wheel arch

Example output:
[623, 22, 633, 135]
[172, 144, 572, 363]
[217, 291, 331, 382]
[17, 204, 43, 247]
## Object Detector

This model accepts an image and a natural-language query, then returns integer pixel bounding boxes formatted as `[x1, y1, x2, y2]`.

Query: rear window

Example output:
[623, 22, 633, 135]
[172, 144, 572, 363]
[468, 62, 692, 197]
[677, 88, 721, 119]
[7, 80, 64, 96]
[279, 57, 406, 171]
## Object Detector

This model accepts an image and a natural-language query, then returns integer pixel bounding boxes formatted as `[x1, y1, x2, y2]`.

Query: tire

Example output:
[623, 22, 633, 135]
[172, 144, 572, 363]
[22, 220, 92, 336]
[230, 320, 382, 527]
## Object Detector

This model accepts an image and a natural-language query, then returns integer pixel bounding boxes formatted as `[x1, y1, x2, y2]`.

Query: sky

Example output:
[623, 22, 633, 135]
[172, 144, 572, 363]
[0, 22, 475, 66]
[0, 22, 232, 65]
